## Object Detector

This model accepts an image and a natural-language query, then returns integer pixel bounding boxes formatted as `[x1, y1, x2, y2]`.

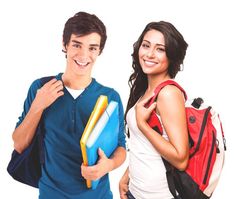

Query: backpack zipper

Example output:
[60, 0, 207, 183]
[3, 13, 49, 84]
[190, 106, 211, 158]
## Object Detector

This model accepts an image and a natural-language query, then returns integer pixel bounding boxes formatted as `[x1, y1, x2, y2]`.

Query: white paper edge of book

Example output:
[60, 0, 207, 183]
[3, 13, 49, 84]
[86, 101, 118, 148]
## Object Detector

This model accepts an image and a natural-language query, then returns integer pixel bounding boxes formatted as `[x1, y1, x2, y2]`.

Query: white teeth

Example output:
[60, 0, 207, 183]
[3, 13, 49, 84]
[75, 60, 88, 66]
[144, 60, 156, 66]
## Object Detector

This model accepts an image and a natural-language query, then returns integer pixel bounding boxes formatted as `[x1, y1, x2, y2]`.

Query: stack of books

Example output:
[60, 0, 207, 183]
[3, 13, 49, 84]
[80, 95, 119, 189]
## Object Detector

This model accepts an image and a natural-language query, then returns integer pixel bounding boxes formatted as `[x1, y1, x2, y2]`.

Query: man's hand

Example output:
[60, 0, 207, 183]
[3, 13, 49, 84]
[33, 78, 64, 111]
[81, 148, 113, 180]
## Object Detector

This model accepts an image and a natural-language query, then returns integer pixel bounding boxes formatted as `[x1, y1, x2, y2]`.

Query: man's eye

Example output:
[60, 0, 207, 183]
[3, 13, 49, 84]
[90, 47, 98, 51]
[72, 44, 80, 48]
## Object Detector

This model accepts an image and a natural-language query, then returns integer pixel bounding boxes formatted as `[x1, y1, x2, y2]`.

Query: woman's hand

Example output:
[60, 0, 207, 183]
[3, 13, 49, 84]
[135, 96, 156, 131]
[119, 168, 129, 199]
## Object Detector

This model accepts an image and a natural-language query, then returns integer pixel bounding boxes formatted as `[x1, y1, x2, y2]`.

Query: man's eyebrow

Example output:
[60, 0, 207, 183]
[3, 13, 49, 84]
[71, 40, 100, 47]
[71, 40, 81, 44]
[89, 44, 100, 47]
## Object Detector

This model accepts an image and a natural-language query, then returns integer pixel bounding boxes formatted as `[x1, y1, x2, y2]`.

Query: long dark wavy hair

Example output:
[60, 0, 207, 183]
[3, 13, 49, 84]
[125, 21, 188, 133]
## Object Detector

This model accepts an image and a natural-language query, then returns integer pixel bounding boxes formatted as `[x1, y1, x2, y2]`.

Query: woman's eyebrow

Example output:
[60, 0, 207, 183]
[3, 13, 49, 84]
[143, 39, 165, 47]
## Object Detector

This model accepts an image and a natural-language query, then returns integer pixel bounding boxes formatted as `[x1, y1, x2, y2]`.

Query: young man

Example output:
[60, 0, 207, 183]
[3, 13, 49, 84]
[12, 12, 126, 199]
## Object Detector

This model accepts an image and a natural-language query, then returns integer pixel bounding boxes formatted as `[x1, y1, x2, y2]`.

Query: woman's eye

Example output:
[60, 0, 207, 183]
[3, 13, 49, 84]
[157, 48, 165, 52]
[141, 43, 149, 48]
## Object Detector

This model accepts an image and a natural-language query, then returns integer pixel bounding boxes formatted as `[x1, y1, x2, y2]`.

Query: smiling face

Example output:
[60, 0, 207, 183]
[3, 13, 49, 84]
[64, 33, 101, 78]
[138, 29, 169, 78]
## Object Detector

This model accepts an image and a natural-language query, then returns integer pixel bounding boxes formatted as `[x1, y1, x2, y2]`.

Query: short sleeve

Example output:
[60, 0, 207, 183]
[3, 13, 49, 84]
[110, 90, 126, 149]
[15, 79, 42, 128]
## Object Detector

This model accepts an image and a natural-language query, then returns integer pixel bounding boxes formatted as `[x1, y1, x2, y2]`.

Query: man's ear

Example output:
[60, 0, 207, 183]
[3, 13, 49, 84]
[62, 42, 67, 53]
[98, 49, 102, 55]
[62, 42, 67, 58]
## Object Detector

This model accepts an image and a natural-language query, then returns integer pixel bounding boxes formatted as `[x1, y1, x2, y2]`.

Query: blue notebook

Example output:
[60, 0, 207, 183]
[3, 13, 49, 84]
[86, 101, 119, 189]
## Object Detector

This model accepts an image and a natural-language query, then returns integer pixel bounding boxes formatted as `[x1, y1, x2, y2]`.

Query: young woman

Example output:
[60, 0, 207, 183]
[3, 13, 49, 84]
[119, 21, 189, 199]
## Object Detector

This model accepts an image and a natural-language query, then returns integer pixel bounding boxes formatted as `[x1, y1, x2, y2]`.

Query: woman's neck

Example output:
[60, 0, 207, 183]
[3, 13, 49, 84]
[147, 74, 171, 93]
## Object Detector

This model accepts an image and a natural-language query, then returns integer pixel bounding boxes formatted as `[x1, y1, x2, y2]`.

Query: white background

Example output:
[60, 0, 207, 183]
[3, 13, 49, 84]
[0, 0, 235, 198]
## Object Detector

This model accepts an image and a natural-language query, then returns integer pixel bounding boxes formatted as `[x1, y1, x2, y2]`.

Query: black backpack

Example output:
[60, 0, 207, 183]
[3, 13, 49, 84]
[7, 76, 54, 188]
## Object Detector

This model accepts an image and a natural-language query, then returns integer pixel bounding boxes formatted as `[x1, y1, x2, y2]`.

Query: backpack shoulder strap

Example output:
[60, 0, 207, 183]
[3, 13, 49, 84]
[37, 76, 54, 164]
[146, 79, 185, 198]
[39, 76, 55, 86]
[149, 79, 187, 199]
[149, 79, 188, 105]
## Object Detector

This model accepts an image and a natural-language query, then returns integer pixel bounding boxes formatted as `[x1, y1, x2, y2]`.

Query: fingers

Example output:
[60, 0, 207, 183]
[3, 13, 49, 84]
[119, 184, 129, 199]
[137, 98, 156, 113]
[43, 78, 58, 88]
[122, 186, 128, 193]
[81, 164, 100, 180]
[35, 78, 64, 109]
[52, 80, 63, 90]
[149, 102, 157, 112]
[98, 148, 106, 159]
[57, 91, 64, 97]
[120, 193, 128, 199]
[41, 78, 64, 98]
[46, 79, 63, 92]
[81, 149, 109, 181]
[139, 94, 154, 106]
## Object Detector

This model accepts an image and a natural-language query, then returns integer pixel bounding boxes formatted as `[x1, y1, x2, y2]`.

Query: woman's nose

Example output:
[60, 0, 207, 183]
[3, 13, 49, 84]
[146, 48, 155, 58]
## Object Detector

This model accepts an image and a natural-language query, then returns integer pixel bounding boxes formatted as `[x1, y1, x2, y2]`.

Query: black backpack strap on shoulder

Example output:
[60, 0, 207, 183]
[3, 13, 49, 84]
[39, 76, 55, 86]
[37, 120, 45, 165]
[38, 76, 55, 164]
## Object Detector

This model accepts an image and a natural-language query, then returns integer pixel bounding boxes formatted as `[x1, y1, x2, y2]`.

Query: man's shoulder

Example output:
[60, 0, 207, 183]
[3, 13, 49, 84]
[92, 79, 114, 92]
[92, 79, 120, 100]
[39, 76, 55, 85]
[29, 73, 59, 91]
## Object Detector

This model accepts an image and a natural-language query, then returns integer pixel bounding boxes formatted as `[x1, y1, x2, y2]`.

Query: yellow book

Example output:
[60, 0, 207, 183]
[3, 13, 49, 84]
[80, 95, 108, 188]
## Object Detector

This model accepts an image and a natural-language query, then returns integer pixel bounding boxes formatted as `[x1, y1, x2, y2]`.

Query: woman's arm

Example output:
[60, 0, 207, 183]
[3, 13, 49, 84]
[119, 167, 129, 199]
[136, 85, 189, 170]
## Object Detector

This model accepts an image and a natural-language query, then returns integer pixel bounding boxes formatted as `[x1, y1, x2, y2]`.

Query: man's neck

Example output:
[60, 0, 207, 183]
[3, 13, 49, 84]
[62, 73, 92, 90]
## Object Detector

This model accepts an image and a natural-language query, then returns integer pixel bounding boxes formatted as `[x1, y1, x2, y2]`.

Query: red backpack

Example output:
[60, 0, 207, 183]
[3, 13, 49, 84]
[147, 80, 226, 199]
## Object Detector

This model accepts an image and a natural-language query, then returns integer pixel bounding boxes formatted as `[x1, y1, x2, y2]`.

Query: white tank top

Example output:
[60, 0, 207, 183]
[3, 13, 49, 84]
[127, 105, 173, 199]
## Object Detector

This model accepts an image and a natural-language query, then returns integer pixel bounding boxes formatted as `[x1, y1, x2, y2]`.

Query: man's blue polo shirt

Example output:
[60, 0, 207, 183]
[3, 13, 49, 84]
[16, 73, 126, 199]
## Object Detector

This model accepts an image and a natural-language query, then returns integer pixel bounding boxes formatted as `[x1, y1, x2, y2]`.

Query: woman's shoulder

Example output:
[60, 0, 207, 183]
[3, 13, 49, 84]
[158, 84, 183, 101]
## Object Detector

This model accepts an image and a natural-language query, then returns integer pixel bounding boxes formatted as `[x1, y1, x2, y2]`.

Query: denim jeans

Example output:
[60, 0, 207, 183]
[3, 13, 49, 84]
[126, 190, 136, 199]
[126, 190, 178, 199]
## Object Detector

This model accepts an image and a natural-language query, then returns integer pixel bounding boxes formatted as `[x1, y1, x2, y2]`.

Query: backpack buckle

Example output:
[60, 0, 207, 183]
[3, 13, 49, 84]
[191, 97, 204, 109]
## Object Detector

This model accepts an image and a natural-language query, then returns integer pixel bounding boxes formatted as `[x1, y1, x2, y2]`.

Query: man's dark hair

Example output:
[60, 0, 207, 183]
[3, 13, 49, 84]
[63, 12, 107, 54]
